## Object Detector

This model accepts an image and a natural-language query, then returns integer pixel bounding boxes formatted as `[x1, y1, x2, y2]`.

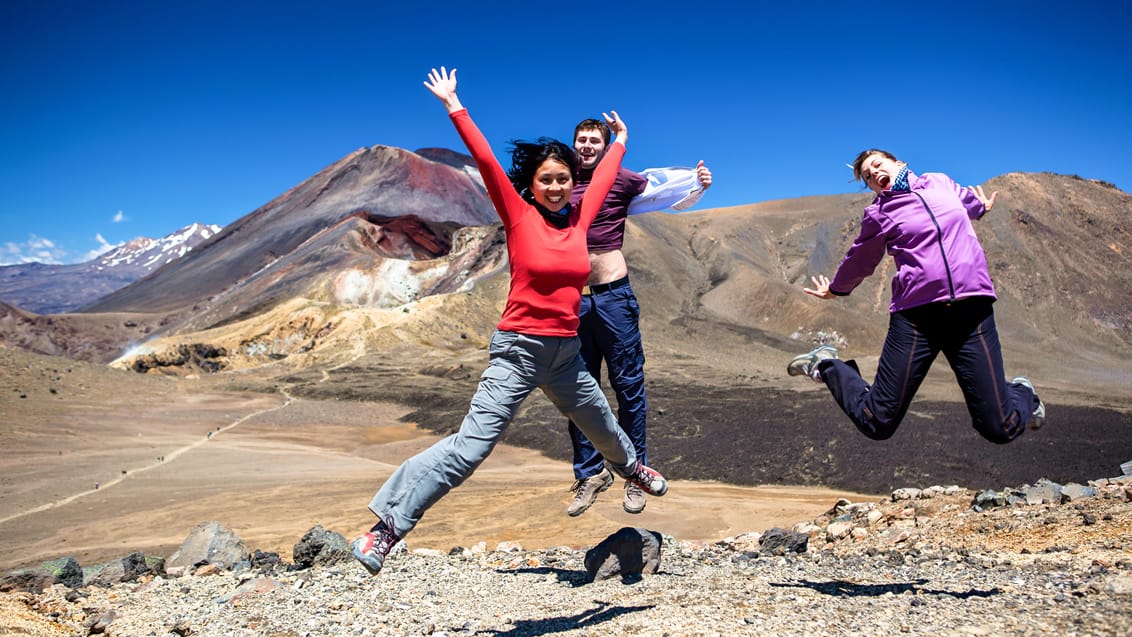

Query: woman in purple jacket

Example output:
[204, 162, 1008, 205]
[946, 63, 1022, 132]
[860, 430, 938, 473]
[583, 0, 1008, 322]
[788, 149, 1044, 443]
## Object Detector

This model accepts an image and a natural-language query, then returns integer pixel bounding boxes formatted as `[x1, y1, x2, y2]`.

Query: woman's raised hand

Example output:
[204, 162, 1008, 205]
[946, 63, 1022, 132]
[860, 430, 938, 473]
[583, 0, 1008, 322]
[803, 274, 835, 300]
[424, 66, 463, 113]
[603, 110, 628, 145]
[971, 185, 999, 213]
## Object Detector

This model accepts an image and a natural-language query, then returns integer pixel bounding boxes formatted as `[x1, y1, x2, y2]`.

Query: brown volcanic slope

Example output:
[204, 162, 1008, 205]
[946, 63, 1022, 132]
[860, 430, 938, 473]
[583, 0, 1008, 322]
[82, 144, 497, 321]
[0, 145, 499, 364]
[0, 301, 161, 363]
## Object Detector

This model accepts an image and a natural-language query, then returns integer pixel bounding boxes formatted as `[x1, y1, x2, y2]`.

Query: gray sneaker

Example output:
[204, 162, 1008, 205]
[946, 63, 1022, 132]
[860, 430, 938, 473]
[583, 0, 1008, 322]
[788, 344, 839, 381]
[623, 481, 647, 514]
[566, 468, 614, 517]
[1011, 376, 1046, 430]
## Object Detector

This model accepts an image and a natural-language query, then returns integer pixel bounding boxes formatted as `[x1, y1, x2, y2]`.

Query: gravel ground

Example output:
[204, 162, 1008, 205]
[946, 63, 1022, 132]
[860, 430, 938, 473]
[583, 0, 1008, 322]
[5, 481, 1130, 637]
[10, 540, 1131, 637]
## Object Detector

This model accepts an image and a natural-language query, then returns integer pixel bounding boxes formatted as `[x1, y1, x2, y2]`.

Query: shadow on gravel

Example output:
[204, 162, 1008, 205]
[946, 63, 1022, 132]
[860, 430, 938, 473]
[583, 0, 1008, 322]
[498, 566, 589, 587]
[483, 601, 656, 636]
[503, 566, 658, 587]
[771, 579, 1002, 599]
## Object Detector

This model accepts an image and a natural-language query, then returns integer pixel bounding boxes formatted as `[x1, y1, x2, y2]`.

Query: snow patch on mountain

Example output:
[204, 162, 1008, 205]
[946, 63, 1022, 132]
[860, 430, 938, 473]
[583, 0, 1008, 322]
[95, 223, 222, 272]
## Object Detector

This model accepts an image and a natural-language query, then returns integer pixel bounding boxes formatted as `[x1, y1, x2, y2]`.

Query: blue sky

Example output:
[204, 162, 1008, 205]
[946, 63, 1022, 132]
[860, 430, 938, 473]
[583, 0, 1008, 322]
[2, 0, 1129, 265]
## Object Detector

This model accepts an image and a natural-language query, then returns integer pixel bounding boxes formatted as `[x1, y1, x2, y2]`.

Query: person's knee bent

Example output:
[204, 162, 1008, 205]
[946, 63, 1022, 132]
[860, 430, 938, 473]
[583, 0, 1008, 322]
[976, 416, 1025, 445]
[856, 405, 902, 440]
[858, 423, 899, 441]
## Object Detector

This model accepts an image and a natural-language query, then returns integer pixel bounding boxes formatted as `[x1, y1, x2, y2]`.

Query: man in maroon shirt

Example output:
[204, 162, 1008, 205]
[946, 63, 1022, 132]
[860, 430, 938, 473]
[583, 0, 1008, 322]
[566, 118, 712, 516]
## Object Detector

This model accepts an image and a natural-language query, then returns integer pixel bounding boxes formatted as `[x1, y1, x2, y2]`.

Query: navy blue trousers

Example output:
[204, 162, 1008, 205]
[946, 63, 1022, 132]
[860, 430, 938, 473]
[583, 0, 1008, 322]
[568, 279, 648, 479]
[818, 297, 1039, 444]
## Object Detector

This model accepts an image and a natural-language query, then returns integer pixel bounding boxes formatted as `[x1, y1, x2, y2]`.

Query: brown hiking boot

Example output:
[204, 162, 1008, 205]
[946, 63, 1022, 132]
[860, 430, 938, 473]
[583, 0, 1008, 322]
[623, 481, 647, 514]
[566, 468, 614, 517]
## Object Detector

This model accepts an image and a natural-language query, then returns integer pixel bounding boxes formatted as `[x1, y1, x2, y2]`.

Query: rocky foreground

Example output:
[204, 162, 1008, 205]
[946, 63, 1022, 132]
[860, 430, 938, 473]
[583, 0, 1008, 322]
[2, 476, 1131, 637]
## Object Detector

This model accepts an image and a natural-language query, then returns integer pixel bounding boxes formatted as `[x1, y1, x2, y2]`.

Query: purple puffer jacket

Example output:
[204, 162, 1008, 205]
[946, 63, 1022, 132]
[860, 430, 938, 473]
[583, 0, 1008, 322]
[829, 171, 996, 313]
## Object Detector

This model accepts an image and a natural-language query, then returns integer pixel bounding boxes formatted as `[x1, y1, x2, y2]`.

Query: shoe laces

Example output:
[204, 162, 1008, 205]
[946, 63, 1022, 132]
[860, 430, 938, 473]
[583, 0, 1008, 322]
[627, 461, 655, 485]
[569, 473, 606, 497]
[368, 519, 399, 554]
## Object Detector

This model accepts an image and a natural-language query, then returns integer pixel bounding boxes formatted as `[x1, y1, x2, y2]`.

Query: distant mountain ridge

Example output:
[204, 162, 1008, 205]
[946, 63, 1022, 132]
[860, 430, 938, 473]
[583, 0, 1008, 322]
[0, 223, 222, 314]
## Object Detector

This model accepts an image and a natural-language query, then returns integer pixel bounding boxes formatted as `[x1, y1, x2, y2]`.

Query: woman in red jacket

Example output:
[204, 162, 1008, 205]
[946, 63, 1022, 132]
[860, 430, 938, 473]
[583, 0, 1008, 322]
[352, 67, 668, 576]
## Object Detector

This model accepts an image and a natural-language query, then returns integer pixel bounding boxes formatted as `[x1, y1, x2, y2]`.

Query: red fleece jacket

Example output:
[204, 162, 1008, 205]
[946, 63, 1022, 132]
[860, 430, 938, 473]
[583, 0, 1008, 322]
[449, 109, 625, 336]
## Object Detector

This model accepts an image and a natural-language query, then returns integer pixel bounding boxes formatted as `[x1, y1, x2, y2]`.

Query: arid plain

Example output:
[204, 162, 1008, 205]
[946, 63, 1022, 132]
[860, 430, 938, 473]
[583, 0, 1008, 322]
[0, 346, 874, 572]
[5, 331, 1131, 574]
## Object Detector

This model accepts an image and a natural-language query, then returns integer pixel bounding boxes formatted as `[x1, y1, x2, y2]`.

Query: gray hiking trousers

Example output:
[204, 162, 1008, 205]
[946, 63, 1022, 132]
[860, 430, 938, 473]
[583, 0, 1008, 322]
[368, 330, 636, 537]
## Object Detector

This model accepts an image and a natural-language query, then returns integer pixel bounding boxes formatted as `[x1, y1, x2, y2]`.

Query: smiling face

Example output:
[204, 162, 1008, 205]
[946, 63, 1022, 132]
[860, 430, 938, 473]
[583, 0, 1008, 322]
[530, 158, 574, 212]
[857, 152, 906, 194]
[573, 127, 607, 170]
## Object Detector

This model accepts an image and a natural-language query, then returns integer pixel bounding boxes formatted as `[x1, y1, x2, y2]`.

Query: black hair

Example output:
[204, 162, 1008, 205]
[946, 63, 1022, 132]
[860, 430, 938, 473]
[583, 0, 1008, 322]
[506, 138, 577, 201]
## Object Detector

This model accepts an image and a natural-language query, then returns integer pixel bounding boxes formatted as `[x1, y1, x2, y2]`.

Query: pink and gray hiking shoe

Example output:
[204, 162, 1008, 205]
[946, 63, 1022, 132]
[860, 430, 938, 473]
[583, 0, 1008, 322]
[351, 519, 399, 576]
[615, 460, 668, 497]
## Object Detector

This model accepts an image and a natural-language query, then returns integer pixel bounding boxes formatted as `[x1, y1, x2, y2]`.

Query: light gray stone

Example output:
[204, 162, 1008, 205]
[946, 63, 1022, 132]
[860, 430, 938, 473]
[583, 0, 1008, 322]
[168, 521, 250, 569]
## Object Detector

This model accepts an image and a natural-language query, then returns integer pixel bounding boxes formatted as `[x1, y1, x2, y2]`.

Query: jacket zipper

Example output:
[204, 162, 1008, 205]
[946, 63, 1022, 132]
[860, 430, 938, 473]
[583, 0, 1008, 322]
[911, 191, 956, 302]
